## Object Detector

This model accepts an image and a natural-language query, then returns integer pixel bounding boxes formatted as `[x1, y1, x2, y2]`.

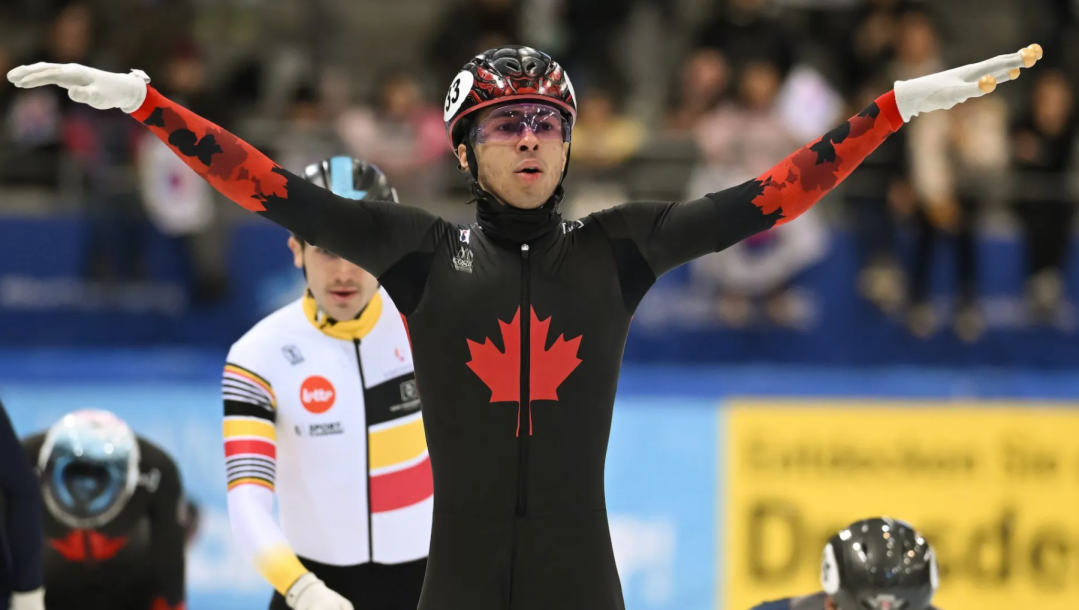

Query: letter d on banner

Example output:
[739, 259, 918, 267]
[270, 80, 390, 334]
[748, 499, 802, 581]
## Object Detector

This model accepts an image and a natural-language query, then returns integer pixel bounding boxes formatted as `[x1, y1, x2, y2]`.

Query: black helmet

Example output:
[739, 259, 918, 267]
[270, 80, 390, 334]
[302, 156, 399, 202]
[822, 517, 938, 610]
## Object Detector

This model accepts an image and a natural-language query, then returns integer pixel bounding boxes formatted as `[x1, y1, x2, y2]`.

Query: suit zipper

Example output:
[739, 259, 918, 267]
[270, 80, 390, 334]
[516, 243, 531, 517]
[354, 339, 374, 562]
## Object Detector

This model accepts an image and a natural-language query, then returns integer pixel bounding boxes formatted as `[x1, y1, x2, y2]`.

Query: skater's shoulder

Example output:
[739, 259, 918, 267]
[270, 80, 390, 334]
[135, 436, 180, 474]
[229, 299, 308, 359]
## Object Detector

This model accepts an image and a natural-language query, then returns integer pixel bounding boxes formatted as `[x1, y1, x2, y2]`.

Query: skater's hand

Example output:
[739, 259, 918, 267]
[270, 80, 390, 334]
[6, 63, 150, 113]
[10, 588, 45, 610]
[285, 573, 354, 610]
[894, 44, 1043, 122]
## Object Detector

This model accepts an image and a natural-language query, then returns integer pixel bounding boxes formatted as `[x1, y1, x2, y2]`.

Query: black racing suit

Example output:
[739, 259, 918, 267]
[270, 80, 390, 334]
[23, 434, 186, 610]
[129, 86, 904, 609]
[751, 592, 942, 610]
[0, 401, 44, 609]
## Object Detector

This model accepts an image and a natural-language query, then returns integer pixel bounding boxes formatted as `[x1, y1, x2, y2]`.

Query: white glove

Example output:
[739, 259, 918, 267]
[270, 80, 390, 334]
[894, 44, 1043, 122]
[285, 573, 354, 610]
[6, 62, 150, 113]
[10, 587, 45, 610]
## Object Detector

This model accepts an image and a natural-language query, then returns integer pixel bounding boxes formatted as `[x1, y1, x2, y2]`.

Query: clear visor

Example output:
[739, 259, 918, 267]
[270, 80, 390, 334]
[470, 103, 571, 144]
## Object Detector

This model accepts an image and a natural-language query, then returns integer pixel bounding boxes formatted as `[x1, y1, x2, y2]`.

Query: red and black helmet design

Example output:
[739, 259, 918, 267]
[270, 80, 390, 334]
[444, 45, 577, 150]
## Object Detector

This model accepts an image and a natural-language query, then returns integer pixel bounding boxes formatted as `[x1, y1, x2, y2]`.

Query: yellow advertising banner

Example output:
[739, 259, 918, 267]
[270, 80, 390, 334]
[723, 401, 1079, 610]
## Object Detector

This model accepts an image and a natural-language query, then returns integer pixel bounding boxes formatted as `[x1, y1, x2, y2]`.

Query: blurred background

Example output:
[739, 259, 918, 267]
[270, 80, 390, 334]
[1, 0, 1078, 608]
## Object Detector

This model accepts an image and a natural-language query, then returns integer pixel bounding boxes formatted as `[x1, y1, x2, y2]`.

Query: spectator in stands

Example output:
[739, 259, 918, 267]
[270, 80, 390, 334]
[561, 0, 635, 94]
[429, 0, 519, 83]
[68, 99, 147, 283]
[0, 44, 13, 188]
[137, 42, 227, 303]
[901, 11, 1008, 343]
[664, 48, 730, 135]
[845, 82, 911, 316]
[155, 40, 220, 124]
[336, 71, 448, 201]
[2, 3, 94, 188]
[687, 61, 799, 196]
[694, 0, 794, 77]
[568, 85, 646, 172]
[0, 45, 11, 120]
[842, 4, 909, 316]
[36, 6, 151, 284]
[834, 0, 908, 98]
[774, 59, 844, 144]
[687, 60, 827, 328]
[272, 83, 345, 176]
[1022, 0, 1079, 83]
[1011, 69, 1078, 321]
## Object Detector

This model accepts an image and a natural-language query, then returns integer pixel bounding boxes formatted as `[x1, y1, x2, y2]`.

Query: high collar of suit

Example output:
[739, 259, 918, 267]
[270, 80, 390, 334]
[473, 183, 564, 246]
[302, 290, 382, 341]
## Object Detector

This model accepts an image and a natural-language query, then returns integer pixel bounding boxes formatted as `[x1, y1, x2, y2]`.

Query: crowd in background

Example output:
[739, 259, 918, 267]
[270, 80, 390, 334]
[0, 0, 1077, 342]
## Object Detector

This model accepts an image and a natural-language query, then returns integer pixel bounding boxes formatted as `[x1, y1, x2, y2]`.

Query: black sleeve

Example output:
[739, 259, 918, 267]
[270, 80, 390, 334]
[590, 182, 776, 311]
[0, 402, 44, 593]
[269, 176, 445, 280]
[142, 440, 186, 609]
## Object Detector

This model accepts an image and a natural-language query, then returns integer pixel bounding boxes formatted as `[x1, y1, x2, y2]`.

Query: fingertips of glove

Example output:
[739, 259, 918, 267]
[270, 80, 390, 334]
[6, 62, 57, 84]
[977, 74, 997, 94]
[9, 67, 67, 88]
[992, 45, 1043, 86]
[1021, 44, 1043, 67]
[6, 66, 28, 84]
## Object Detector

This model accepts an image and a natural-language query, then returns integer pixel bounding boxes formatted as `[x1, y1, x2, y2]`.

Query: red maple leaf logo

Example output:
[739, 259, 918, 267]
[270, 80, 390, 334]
[466, 307, 583, 435]
[49, 529, 128, 562]
[467, 309, 521, 404]
[49, 530, 87, 561]
[530, 311, 583, 402]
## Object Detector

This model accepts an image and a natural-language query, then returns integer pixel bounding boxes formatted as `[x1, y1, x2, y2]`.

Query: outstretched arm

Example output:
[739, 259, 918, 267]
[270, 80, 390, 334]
[593, 45, 1043, 295]
[6, 64, 441, 281]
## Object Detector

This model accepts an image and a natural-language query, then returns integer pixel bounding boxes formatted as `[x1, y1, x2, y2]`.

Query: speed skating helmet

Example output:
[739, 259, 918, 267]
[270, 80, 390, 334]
[443, 45, 577, 152]
[38, 410, 141, 529]
[822, 517, 938, 610]
[302, 156, 399, 202]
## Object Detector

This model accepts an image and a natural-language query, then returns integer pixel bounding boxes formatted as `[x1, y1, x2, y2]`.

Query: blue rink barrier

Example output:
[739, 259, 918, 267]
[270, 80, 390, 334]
[3, 216, 1079, 367]
[3, 353, 1079, 609]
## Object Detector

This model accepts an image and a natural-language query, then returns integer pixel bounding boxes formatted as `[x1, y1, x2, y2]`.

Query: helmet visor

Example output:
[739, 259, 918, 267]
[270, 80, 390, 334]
[470, 103, 571, 144]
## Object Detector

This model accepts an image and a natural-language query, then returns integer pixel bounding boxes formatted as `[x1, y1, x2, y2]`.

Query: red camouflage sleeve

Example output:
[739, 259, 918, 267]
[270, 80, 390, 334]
[129, 86, 441, 282]
[130, 87, 288, 214]
[751, 90, 904, 226]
